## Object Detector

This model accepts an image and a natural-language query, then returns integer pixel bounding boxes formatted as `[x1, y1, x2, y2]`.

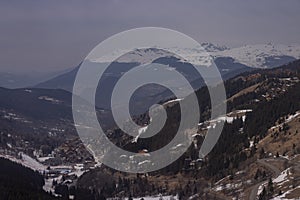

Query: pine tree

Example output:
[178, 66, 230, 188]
[259, 186, 267, 200]
[128, 194, 133, 200]
[268, 178, 274, 195]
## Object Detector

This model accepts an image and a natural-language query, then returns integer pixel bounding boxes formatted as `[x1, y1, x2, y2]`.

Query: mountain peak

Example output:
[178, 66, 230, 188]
[89, 45, 219, 66]
[201, 42, 230, 52]
[213, 43, 300, 68]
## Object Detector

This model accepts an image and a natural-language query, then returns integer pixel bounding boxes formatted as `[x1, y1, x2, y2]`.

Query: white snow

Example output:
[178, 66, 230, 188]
[69, 163, 86, 177]
[257, 182, 267, 196]
[210, 116, 233, 123]
[235, 170, 245, 175]
[273, 168, 290, 184]
[91, 48, 175, 65]
[171, 143, 183, 150]
[37, 156, 54, 162]
[20, 154, 47, 171]
[198, 109, 252, 131]
[201, 42, 229, 52]
[213, 43, 300, 68]
[286, 112, 300, 122]
[90, 46, 214, 67]
[236, 109, 253, 114]
[132, 125, 148, 143]
[213, 182, 242, 192]
[270, 185, 300, 200]
[242, 115, 246, 122]
[214, 175, 231, 185]
[249, 141, 254, 148]
[0, 153, 47, 172]
[258, 168, 292, 198]
[279, 78, 292, 81]
[139, 126, 148, 135]
[38, 96, 62, 104]
[192, 133, 201, 138]
[138, 160, 151, 166]
[167, 46, 213, 66]
[0, 153, 90, 197]
[43, 178, 56, 195]
[279, 155, 290, 160]
[163, 98, 182, 105]
[225, 183, 242, 189]
[89, 43, 300, 69]
[226, 109, 252, 116]
[124, 195, 178, 200]
[2, 112, 21, 121]
[24, 89, 32, 93]
[214, 185, 223, 191]
[270, 111, 300, 130]
[209, 109, 252, 125]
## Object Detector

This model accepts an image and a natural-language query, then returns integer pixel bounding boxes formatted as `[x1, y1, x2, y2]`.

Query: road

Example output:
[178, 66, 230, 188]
[248, 159, 281, 200]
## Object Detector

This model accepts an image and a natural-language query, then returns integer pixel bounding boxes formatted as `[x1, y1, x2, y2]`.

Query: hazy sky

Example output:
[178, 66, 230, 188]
[1, 0, 300, 73]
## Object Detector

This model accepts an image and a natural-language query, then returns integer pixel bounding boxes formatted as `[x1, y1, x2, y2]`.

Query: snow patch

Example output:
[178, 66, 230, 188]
[24, 89, 32, 93]
[138, 160, 151, 166]
[38, 96, 62, 104]
[273, 168, 289, 184]
[132, 126, 148, 143]
[123, 195, 178, 200]
[270, 111, 300, 130]
[163, 98, 182, 105]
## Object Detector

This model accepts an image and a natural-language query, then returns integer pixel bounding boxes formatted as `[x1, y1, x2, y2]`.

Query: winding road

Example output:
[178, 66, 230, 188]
[248, 159, 281, 200]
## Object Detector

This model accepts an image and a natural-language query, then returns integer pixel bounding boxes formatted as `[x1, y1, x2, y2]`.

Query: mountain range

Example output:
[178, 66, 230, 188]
[2, 43, 299, 91]
[34, 43, 300, 114]
[1, 43, 300, 200]
[1, 58, 300, 199]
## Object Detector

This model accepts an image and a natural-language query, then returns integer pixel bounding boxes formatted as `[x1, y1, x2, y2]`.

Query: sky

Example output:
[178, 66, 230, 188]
[1, 0, 300, 73]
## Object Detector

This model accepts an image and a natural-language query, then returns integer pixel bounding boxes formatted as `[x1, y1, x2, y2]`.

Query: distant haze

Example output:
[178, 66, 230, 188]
[0, 0, 300, 73]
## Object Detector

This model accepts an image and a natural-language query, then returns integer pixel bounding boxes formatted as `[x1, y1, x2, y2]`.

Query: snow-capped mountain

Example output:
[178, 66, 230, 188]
[90, 48, 175, 65]
[90, 43, 300, 69]
[201, 42, 230, 52]
[90, 46, 214, 66]
[213, 43, 300, 68]
[89, 42, 227, 66]
[35, 42, 300, 114]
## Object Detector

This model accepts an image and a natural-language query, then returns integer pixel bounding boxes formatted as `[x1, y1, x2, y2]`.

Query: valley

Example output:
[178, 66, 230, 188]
[1, 59, 300, 199]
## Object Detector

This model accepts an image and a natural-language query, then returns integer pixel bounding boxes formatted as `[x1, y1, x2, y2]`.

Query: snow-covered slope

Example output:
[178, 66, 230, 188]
[213, 43, 300, 68]
[201, 42, 229, 52]
[91, 48, 175, 65]
[0, 153, 46, 172]
[89, 43, 227, 66]
[90, 43, 300, 69]
[90, 47, 214, 67]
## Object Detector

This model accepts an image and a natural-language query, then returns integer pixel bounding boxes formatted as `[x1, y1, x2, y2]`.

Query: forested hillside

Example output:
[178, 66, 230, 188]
[0, 157, 56, 200]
